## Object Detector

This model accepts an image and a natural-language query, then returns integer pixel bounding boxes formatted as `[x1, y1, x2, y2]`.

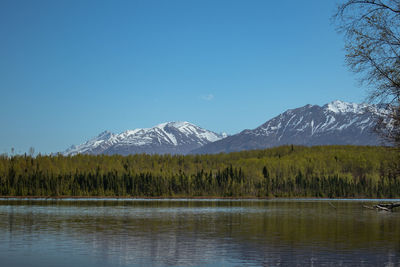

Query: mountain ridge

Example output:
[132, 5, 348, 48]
[60, 100, 390, 156]
[191, 100, 389, 154]
[62, 121, 226, 156]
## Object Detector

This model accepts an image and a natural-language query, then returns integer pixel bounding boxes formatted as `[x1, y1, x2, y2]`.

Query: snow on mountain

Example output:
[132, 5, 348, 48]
[326, 100, 364, 114]
[61, 122, 225, 156]
[62, 130, 117, 156]
[192, 100, 390, 154]
[60, 101, 391, 156]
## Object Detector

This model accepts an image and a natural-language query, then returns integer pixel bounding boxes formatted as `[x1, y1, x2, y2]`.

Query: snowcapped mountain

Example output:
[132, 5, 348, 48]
[61, 122, 226, 156]
[192, 100, 390, 154]
[60, 101, 391, 156]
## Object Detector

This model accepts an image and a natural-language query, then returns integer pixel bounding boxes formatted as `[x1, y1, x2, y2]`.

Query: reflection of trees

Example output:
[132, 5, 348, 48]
[0, 200, 399, 266]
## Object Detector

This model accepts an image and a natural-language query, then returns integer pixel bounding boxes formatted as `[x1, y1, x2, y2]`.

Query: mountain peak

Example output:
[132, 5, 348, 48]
[61, 121, 226, 156]
[324, 100, 364, 114]
[192, 100, 390, 154]
[155, 121, 192, 129]
[97, 130, 114, 139]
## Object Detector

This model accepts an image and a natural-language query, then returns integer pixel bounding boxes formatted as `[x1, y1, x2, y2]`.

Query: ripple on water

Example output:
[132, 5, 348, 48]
[0, 199, 399, 266]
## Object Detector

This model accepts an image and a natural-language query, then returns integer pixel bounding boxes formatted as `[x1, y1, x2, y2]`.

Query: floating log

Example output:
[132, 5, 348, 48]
[376, 203, 400, 209]
[328, 202, 337, 209]
[375, 205, 391, 212]
[363, 202, 400, 212]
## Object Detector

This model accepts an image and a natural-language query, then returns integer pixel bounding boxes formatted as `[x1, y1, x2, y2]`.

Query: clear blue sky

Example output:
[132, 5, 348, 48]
[0, 0, 364, 155]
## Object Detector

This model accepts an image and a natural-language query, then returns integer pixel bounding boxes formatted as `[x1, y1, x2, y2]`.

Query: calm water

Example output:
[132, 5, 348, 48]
[0, 199, 399, 267]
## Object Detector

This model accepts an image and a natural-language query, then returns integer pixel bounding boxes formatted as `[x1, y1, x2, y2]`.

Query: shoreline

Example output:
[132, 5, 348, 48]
[0, 195, 399, 201]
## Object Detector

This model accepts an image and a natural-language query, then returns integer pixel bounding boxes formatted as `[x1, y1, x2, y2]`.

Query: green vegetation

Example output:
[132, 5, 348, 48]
[0, 146, 399, 198]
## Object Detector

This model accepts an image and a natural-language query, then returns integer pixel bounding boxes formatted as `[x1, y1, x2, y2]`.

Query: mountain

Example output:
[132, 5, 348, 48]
[191, 100, 390, 154]
[60, 100, 390, 156]
[62, 122, 226, 156]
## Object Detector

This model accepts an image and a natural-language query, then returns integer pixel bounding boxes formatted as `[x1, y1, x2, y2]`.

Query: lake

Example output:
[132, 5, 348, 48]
[0, 199, 399, 266]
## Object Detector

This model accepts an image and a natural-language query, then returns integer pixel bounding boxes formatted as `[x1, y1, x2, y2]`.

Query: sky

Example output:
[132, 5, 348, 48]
[0, 0, 366, 155]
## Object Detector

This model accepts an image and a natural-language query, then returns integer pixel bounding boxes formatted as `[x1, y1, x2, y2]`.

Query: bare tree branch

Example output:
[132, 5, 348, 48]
[335, 0, 400, 148]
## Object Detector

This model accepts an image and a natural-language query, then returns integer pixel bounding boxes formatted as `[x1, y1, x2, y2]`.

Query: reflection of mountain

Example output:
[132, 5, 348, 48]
[0, 200, 399, 266]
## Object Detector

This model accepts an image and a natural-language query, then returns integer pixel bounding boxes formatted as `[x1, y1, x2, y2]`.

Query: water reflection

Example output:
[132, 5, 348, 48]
[0, 199, 399, 266]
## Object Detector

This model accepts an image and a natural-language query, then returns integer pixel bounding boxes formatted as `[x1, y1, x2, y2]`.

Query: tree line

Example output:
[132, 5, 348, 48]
[0, 145, 399, 198]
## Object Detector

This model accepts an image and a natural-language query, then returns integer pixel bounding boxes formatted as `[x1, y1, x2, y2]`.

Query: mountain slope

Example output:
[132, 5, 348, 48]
[191, 100, 389, 154]
[62, 122, 226, 156]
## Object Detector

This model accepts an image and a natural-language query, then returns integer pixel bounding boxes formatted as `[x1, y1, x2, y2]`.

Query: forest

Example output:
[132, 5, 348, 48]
[0, 145, 399, 198]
